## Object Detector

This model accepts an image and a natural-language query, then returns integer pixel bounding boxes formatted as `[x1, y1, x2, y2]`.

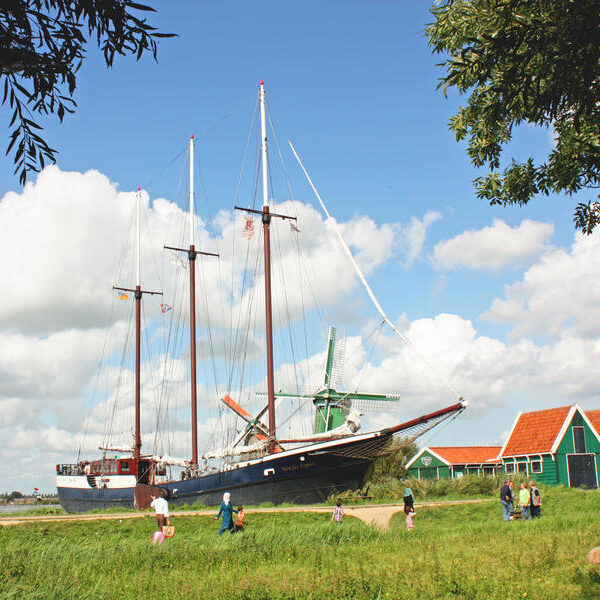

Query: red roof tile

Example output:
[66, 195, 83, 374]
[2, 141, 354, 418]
[501, 406, 572, 457]
[586, 409, 600, 436]
[429, 446, 502, 465]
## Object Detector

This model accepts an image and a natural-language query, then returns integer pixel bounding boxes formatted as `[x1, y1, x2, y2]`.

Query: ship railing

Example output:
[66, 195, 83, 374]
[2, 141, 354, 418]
[55, 464, 81, 476]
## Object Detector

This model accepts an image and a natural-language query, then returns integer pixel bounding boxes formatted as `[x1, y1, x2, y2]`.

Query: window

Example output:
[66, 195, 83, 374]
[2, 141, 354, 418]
[505, 463, 515, 474]
[121, 462, 130, 472]
[573, 426, 586, 453]
[531, 461, 542, 473]
[517, 462, 528, 474]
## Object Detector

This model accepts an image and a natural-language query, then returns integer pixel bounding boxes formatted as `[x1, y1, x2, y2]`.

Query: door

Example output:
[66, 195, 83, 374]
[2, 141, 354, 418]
[567, 454, 598, 488]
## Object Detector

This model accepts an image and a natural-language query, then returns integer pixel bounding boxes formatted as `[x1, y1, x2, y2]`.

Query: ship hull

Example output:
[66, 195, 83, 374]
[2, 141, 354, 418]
[57, 430, 391, 513]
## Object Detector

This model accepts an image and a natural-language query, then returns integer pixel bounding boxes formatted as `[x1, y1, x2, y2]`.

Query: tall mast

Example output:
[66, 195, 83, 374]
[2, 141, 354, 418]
[165, 135, 218, 470]
[234, 81, 297, 453]
[113, 188, 163, 471]
[260, 80, 277, 451]
[134, 187, 142, 461]
[188, 134, 199, 468]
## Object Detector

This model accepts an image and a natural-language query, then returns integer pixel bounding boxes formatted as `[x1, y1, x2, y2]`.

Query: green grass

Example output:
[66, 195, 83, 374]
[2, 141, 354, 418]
[1, 486, 599, 599]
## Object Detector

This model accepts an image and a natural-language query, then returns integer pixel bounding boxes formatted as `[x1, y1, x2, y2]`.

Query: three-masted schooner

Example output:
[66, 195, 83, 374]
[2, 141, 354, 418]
[56, 81, 465, 513]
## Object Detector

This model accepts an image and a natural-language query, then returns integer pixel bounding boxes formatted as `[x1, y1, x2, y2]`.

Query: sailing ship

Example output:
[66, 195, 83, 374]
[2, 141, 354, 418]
[56, 81, 466, 513]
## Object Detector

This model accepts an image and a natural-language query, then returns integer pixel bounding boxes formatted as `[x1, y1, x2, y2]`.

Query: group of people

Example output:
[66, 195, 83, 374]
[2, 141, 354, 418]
[149, 480, 540, 540]
[149, 490, 246, 543]
[215, 492, 245, 535]
[500, 480, 541, 521]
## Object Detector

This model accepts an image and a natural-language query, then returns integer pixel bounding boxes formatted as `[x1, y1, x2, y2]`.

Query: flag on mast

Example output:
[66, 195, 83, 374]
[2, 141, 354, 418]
[160, 304, 172, 314]
[243, 216, 255, 239]
[118, 292, 129, 300]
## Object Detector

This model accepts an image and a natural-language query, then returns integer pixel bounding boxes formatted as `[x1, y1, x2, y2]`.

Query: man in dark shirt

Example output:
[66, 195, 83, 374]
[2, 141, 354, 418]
[500, 480, 513, 521]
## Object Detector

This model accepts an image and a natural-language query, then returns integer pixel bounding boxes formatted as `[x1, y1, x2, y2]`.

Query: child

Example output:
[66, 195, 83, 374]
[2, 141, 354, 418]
[404, 504, 416, 531]
[331, 500, 344, 524]
[234, 505, 245, 532]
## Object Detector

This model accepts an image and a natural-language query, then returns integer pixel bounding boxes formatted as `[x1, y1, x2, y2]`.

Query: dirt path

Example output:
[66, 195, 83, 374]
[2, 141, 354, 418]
[0, 499, 492, 530]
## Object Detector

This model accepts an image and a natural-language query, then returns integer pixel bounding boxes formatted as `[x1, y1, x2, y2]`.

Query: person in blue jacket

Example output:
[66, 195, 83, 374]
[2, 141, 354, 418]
[215, 492, 238, 535]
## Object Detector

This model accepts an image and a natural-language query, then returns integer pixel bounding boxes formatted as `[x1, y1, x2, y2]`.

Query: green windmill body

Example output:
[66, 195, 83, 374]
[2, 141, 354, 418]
[311, 327, 402, 433]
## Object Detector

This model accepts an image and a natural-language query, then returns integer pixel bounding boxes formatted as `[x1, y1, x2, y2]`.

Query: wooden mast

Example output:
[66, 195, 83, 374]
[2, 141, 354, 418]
[114, 188, 162, 469]
[259, 79, 277, 452]
[165, 135, 218, 469]
[235, 81, 297, 454]
[134, 187, 142, 461]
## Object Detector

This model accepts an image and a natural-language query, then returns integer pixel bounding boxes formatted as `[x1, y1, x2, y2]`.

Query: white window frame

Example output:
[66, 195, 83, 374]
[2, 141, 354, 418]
[531, 460, 542, 473]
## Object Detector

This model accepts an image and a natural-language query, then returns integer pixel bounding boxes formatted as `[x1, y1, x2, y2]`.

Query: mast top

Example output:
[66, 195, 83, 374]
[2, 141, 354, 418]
[190, 133, 194, 140]
[260, 79, 264, 86]
[137, 186, 140, 191]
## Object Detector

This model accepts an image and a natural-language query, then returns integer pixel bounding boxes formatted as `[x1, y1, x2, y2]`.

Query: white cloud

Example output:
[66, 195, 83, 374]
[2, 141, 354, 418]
[397, 210, 442, 267]
[432, 218, 555, 271]
[482, 230, 600, 339]
[2, 166, 600, 494]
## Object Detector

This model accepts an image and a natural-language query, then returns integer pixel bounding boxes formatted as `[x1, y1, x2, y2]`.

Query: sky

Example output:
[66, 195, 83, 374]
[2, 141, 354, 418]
[1, 2, 599, 493]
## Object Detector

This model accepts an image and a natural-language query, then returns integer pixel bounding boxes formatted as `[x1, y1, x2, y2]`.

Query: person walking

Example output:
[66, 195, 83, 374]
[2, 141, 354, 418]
[529, 481, 542, 518]
[404, 504, 417, 531]
[518, 482, 530, 520]
[150, 491, 171, 530]
[499, 480, 512, 521]
[331, 500, 344, 525]
[215, 492, 237, 535]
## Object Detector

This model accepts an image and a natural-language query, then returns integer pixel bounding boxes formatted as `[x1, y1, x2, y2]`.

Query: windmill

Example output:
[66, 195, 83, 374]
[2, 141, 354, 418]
[221, 327, 401, 446]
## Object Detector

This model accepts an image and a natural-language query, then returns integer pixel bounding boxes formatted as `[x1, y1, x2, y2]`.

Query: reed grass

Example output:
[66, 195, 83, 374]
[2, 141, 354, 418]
[1, 486, 598, 599]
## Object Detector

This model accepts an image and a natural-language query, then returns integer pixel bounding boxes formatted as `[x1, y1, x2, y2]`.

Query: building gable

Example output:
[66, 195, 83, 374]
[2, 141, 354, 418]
[555, 408, 600, 455]
[500, 405, 573, 457]
[406, 448, 450, 470]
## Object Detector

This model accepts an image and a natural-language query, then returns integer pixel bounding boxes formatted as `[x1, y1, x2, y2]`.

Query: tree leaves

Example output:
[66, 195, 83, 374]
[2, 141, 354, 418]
[0, 1, 176, 185]
[427, 0, 600, 233]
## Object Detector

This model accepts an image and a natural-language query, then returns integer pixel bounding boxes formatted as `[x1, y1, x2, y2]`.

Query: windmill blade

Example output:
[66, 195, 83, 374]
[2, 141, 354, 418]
[333, 392, 401, 415]
[324, 327, 346, 390]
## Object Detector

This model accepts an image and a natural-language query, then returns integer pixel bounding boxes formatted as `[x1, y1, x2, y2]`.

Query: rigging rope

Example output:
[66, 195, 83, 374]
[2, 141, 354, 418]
[288, 140, 463, 403]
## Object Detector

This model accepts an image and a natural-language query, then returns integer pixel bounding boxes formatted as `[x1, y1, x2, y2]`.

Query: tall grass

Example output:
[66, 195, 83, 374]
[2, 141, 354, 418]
[1, 487, 599, 599]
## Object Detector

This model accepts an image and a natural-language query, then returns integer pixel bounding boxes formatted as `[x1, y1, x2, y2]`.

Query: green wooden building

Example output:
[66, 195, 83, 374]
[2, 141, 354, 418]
[406, 446, 502, 480]
[499, 405, 600, 488]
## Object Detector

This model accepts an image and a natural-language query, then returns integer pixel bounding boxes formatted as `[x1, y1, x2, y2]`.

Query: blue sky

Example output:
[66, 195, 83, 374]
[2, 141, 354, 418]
[1, 2, 598, 492]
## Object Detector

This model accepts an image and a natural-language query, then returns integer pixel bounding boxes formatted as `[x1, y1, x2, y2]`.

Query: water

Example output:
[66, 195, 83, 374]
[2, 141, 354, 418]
[0, 503, 60, 514]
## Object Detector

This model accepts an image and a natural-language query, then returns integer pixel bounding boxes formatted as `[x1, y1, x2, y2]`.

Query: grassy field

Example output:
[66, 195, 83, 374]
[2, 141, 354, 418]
[1, 486, 599, 599]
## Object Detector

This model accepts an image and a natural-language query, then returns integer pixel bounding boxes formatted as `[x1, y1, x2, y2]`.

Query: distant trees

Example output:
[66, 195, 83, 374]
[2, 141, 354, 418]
[7, 490, 23, 501]
[427, 0, 600, 233]
[1, 1, 175, 184]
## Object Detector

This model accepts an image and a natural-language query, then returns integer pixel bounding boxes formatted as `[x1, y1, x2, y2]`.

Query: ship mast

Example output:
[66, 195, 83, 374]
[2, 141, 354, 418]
[165, 136, 218, 469]
[259, 80, 277, 450]
[235, 80, 297, 453]
[114, 188, 162, 465]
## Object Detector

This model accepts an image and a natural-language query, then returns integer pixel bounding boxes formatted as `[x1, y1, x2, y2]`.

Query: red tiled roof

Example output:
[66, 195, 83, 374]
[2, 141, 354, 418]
[429, 446, 502, 465]
[501, 406, 572, 457]
[586, 409, 600, 436]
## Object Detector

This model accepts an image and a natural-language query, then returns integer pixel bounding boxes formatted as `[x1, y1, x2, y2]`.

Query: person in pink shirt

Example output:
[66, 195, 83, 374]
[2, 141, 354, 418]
[331, 500, 344, 524]
[404, 504, 416, 531]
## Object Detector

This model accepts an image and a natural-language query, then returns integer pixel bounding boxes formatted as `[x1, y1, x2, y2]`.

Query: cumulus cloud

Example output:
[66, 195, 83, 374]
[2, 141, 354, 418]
[3, 166, 599, 494]
[397, 210, 442, 268]
[0, 165, 416, 491]
[482, 230, 600, 340]
[432, 218, 555, 271]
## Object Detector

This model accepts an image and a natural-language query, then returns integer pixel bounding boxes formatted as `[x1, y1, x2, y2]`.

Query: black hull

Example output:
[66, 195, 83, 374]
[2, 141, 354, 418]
[58, 432, 390, 513]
